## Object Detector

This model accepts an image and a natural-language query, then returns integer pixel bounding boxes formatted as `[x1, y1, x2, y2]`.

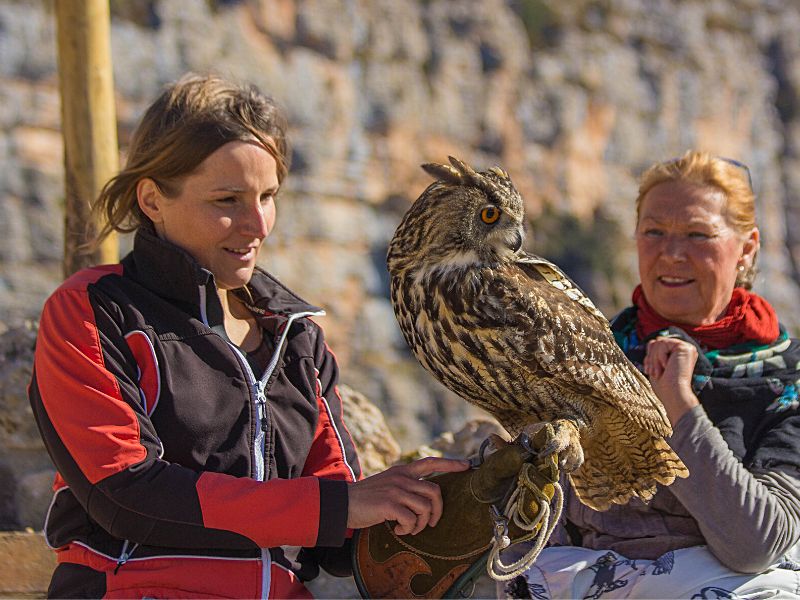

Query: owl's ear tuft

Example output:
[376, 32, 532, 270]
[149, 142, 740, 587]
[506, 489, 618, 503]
[448, 156, 487, 189]
[421, 156, 486, 188]
[447, 156, 480, 179]
[489, 166, 510, 179]
[421, 162, 463, 183]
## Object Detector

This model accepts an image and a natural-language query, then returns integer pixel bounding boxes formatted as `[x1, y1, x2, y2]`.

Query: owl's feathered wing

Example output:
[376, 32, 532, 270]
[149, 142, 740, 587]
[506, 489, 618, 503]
[507, 253, 670, 435]
[500, 254, 689, 508]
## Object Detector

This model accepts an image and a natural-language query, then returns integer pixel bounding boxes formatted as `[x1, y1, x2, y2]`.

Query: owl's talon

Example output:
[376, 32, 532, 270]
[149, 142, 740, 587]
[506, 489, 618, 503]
[540, 439, 562, 459]
[523, 419, 584, 473]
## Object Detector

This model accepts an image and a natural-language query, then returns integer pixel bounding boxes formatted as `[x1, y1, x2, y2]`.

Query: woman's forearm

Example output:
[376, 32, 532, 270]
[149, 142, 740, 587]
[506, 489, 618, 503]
[667, 406, 800, 573]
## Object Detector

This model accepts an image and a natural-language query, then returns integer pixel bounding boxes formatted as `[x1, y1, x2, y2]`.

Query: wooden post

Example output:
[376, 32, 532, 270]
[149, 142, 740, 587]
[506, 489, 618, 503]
[55, 0, 119, 278]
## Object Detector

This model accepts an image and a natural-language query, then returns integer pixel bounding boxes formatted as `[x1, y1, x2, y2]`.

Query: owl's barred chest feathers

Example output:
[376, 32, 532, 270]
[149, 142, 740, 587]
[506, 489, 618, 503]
[391, 262, 596, 424]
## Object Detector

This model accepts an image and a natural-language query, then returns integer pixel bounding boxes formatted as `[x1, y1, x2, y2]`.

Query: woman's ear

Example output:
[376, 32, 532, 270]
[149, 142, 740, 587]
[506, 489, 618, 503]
[137, 178, 165, 226]
[741, 227, 760, 269]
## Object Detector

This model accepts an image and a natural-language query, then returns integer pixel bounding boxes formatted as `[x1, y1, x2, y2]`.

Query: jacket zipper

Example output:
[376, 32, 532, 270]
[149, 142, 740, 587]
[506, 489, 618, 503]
[228, 311, 322, 599]
[198, 284, 324, 598]
[217, 340, 268, 481]
[251, 310, 324, 480]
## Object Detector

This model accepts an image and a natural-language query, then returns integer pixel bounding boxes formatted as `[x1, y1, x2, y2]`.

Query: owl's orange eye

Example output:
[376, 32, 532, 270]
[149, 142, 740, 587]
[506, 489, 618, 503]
[480, 206, 501, 224]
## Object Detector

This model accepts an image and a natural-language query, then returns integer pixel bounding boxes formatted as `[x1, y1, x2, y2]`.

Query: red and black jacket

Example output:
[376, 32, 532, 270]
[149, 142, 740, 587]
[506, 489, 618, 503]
[28, 229, 362, 598]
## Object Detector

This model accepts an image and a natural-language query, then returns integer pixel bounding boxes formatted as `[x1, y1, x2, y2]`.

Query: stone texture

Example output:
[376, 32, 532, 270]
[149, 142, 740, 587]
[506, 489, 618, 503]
[0, 322, 40, 451]
[0, 530, 55, 598]
[338, 383, 401, 477]
[0, 322, 53, 531]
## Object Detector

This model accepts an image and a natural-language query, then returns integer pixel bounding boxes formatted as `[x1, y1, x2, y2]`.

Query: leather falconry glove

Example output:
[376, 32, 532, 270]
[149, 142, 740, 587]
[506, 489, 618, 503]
[352, 424, 562, 599]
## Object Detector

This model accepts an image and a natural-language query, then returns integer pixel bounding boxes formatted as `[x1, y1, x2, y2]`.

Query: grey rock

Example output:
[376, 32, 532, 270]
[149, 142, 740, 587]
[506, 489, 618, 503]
[15, 469, 55, 530]
[338, 383, 401, 477]
[0, 323, 40, 451]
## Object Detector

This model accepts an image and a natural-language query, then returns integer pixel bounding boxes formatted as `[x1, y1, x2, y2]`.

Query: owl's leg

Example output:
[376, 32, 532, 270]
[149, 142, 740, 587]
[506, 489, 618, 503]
[524, 418, 584, 472]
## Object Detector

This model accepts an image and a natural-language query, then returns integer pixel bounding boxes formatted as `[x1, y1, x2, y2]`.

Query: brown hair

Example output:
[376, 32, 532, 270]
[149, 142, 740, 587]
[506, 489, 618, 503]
[91, 73, 290, 245]
[635, 150, 758, 289]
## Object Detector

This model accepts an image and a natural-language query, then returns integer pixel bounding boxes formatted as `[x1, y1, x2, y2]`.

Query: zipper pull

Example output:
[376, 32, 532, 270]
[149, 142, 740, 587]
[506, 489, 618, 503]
[257, 381, 268, 432]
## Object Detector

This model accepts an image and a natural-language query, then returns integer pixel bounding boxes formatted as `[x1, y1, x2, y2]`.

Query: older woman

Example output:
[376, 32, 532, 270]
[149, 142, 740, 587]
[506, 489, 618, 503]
[504, 152, 800, 598]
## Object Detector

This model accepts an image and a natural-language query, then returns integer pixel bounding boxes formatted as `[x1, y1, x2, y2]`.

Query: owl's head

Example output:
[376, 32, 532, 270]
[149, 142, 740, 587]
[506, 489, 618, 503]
[387, 156, 525, 277]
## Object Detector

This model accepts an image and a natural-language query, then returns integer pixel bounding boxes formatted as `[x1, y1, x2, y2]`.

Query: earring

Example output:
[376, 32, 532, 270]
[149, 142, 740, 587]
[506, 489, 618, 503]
[737, 264, 745, 272]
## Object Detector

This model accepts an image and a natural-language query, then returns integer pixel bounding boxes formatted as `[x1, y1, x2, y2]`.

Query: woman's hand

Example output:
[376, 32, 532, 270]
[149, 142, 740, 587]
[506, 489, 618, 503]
[644, 336, 701, 427]
[347, 457, 470, 536]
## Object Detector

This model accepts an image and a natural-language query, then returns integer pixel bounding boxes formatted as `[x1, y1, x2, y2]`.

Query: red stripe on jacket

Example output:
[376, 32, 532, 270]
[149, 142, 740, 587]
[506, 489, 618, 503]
[302, 340, 362, 482]
[35, 266, 147, 485]
[124, 330, 161, 416]
[56, 544, 311, 599]
[196, 472, 321, 548]
[303, 382, 354, 481]
[325, 342, 362, 479]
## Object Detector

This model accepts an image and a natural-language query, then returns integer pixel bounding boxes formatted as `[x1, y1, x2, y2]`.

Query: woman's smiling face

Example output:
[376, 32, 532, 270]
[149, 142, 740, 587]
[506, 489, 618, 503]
[138, 140, 279, 290]
[636, 180, 758, 326]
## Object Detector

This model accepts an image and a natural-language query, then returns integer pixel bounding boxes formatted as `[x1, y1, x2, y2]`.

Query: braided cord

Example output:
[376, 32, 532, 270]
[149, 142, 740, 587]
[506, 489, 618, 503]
[486, 463, 564, 581]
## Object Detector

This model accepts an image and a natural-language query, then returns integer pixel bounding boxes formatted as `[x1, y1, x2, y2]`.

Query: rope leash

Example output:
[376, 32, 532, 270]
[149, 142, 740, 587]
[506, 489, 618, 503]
[486, 462, 564, 581]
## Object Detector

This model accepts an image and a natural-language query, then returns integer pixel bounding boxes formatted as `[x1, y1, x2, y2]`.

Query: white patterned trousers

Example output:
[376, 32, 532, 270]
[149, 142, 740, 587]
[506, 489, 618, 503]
[499, 545, 800, 599]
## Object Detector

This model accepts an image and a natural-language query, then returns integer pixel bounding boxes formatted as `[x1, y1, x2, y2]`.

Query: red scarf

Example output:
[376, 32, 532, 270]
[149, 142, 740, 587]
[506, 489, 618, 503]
[633, 285, 779, 350]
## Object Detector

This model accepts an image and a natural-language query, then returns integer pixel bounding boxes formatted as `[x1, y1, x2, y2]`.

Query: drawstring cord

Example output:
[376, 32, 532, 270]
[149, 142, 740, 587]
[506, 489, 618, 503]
[113, 539, 140, 575]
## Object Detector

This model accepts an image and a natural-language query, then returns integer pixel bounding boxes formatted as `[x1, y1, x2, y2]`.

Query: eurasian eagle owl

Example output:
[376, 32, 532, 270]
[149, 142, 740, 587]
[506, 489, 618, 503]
[387, 156, 688, 511]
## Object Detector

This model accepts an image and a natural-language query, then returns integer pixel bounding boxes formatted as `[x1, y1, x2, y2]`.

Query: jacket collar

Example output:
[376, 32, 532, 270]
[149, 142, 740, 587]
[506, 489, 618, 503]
[233, 268, 323, 318]
[124, 228, 322, 326]
[128, 228, 213, 301]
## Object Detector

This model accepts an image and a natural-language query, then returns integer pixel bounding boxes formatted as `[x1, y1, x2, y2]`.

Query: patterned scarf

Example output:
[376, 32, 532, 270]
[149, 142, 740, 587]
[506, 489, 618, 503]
[632, 285, 779, 350]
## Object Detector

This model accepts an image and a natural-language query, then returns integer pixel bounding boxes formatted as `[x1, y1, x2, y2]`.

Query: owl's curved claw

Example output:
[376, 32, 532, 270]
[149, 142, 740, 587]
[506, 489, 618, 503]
[524, 419, 584, 473]
[541, 440, 583, 472]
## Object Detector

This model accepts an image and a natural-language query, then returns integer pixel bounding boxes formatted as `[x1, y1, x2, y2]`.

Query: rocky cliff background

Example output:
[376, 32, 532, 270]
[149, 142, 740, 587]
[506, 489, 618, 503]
[2, 0, 800, 539]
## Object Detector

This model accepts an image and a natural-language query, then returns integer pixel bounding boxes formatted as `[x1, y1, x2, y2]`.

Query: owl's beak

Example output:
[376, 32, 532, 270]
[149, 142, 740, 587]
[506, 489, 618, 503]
[510, 229, 524, 253]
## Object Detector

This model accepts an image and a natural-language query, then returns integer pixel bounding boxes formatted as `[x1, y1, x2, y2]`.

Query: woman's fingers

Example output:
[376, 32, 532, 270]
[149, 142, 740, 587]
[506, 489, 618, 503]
[651, 339, 674, 375]
[644, 336, 701, 425]
[392, 457, 469, 528]
[402, 456, 470, 479]
[390, 503, 421, 536]
[346, 457, 469, 533]
[392, 483, 436, 523]
[645, 336, 697, 380]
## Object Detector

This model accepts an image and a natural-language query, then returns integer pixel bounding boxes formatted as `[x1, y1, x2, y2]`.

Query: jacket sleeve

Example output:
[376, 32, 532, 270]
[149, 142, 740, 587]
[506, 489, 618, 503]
[29, 281, 340, 551]
[301, 324, 363, 486]
[667, 405, 800, 573]
[295, 324, 363, 576]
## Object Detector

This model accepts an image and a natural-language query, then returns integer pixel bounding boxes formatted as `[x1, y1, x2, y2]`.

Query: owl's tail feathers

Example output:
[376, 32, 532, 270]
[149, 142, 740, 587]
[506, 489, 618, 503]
[569, 408, 689, 511]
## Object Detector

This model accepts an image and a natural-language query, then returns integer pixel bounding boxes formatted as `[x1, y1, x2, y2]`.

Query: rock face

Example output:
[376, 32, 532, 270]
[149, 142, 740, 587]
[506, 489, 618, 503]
[0, 322, 54, 531]
[4, 1, 800, 452]
[338, 383, 401, 476]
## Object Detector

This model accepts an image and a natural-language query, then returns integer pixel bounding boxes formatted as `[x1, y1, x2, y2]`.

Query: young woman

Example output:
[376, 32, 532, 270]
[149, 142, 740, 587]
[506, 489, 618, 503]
[29, 74, 467, 599]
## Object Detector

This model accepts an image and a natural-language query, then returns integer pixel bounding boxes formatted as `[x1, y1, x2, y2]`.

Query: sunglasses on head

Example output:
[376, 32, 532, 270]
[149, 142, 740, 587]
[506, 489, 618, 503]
[666, 155, 753, 192]
[717, 156, 754, 191]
